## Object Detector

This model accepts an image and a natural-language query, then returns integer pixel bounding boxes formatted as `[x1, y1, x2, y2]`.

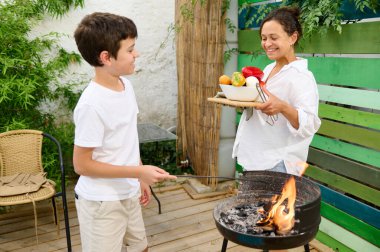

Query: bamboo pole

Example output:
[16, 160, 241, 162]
[175, 0, 226, 188]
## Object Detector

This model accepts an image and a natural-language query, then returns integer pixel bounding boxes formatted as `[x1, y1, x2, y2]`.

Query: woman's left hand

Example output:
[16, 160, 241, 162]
[139, 181, 151, 206]
[255, 85, 285, 116]
[255, 85, 300, 129]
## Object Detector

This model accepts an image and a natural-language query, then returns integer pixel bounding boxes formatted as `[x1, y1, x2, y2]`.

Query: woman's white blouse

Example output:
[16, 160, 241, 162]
[232, 58, 321, 175]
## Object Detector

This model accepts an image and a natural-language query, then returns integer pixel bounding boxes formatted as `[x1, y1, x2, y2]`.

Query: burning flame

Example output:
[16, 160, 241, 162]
[257, 176, 296, 234]
[256, 162, 309, 234]
[272, 177, 296, 234]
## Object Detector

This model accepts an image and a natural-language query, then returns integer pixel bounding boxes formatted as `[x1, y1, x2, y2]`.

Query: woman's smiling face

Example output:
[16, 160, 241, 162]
[261, 20, 297, 62]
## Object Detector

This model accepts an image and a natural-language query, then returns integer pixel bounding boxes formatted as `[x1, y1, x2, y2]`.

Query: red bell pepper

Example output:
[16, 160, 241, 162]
[241, 66, 264, 81]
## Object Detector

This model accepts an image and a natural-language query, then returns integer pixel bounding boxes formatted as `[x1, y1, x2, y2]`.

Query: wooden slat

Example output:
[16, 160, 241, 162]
[0, 185, 325, 251]
[318, 119, 380, 151]
[315, 230, 354, 252]
[318, 85, 380, 110]
[237, 54, 272, 71]
[238, 0, 266, 5]
[311, 135, 380, 169]
[318, 183, 380, 229]
[238, 21, 380, 54]
[319, 103, 380, 130]
[304, 165, 380, 206]
[207, 97, 260, 108]
[239, 54, 380, 90]
[308, 147, 380, 189]
[321, 202, 380, 247]
[319, 217, 380, 252]
[309, 58, 380, 90]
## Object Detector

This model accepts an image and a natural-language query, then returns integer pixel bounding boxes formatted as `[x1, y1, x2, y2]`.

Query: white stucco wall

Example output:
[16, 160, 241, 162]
[218, 0, 238, 178]
[33, 0, 177, 129]
[32, 0, 239, 177]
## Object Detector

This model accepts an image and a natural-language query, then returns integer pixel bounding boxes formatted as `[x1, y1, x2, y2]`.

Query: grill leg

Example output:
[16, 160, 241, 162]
[150, 186, 162, 214]
[304, 243, 310, 252]
[221, 238, 228, 252]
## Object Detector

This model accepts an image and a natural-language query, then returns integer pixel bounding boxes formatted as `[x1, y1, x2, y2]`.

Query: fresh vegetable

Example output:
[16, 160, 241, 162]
[231, 72, 246, 87]
[245, 76, 259, 87]
[241, 66, 264, 81]
[219, 75, 231, 85]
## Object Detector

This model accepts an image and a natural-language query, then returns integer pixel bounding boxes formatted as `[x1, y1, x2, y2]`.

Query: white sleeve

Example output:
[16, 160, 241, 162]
[286, 74, 321, 138]
[74, 104, 104, 147]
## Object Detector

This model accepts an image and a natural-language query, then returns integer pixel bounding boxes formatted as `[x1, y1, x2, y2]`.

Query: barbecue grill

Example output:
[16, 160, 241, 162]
[213, 171, 321, 251]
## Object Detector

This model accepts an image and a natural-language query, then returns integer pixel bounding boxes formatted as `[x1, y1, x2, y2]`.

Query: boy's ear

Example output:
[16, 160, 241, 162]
[99, 51, 111, 65]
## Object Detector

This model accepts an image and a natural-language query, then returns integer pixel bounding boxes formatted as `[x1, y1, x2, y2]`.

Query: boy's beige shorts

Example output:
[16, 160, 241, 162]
[75, 194, 148, 252]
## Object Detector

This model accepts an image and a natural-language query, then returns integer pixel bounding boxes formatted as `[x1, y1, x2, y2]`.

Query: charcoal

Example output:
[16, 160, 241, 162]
[219, 203, 295, 237]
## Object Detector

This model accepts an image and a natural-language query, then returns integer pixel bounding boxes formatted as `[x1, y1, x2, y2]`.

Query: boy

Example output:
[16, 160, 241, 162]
[72, 12, 176, 252]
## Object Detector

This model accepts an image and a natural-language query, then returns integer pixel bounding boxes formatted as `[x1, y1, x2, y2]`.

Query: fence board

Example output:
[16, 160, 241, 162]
[321, 202, 380, 247]
[239, 55, 380, 90]
[308, 148, 380, 189]
[311, 135, 380, 169]
[305, 165, 380, 206]
[318, 119, 380, 151]
[319, 183, 380, 229]
[319, 217, 380, 252]
[318, 85, 380, 110]
[319, 103, 380, 130]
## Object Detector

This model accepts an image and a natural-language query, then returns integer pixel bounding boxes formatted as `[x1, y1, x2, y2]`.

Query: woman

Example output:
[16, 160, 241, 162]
[232, 7, 321, 176]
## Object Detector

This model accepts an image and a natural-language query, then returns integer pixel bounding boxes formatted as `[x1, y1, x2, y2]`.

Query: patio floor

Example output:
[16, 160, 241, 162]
[0, 182, 332, 252]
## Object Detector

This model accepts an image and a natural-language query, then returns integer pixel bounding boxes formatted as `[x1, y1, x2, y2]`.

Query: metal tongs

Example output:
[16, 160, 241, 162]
[255, 82, 278, 126]
[176, 174, 252, 183]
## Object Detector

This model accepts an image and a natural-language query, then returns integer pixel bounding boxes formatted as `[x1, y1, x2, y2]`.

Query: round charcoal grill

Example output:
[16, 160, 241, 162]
[214, 171, 321, 251]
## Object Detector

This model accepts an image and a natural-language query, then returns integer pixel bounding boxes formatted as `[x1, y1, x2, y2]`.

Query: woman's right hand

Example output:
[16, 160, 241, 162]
[139, 165, 177, 185]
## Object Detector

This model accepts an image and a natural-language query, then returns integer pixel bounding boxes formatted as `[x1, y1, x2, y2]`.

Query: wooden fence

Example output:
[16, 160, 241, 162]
[237, 1, 380, 251]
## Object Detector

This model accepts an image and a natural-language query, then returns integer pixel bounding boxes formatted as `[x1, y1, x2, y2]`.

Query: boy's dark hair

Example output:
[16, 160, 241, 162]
[260, 7, 303, 45]
[74, 12, 138, 67]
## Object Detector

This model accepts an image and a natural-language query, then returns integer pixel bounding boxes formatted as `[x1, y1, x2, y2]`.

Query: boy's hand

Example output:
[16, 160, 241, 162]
[139, 165, 177, 185]
[139, 181, 151, 207]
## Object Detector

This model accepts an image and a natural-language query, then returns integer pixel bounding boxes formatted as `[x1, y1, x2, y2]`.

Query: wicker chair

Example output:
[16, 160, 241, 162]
[0, 129, 71, 251]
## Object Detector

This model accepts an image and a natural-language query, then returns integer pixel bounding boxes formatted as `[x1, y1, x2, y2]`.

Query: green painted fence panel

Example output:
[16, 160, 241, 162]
[319, 103, 380, 130]
[319, 183, 380, 229]
[237, 54, 271, 71]
[238, 30, 262, 52]
[238, 21, 380, 54]
[309, 57, 380, 90]
[311, 135, 380, 169]
[305, 165, 380, 206]
[318, 119, 380, 151]
[318, 85, 380, 110]
[316, 230, 354, 252]
[308, 147, 380, 189]
[321, 202, 380, 247]
[238, 0, 266, 5]
[239, 54, 380, 90]
[319, 217, 380, 251]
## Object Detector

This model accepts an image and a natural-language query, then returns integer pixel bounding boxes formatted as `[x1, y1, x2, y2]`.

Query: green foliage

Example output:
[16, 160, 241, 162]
[240, 0, 379, 38]
[140, 141, 193, 175]
[0, 0, 84, 184]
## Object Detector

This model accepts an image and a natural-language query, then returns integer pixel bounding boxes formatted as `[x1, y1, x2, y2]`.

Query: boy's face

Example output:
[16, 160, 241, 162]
[110, 38, 139, 76]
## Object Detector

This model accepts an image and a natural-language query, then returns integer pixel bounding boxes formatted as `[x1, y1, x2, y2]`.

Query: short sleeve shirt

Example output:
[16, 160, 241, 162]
[73, 77, 140, 201]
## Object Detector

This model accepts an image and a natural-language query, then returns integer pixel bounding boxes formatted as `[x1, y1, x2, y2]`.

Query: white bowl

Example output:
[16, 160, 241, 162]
[219, 84, 260, 102]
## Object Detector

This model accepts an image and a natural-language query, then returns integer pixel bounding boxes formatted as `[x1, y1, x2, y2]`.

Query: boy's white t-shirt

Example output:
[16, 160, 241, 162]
[73, 77, 140, 201]
[232, 58, 321, 175]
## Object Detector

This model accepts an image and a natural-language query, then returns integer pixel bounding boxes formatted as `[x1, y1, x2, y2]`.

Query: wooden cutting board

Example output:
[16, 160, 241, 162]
[207, 97, 261, 108]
